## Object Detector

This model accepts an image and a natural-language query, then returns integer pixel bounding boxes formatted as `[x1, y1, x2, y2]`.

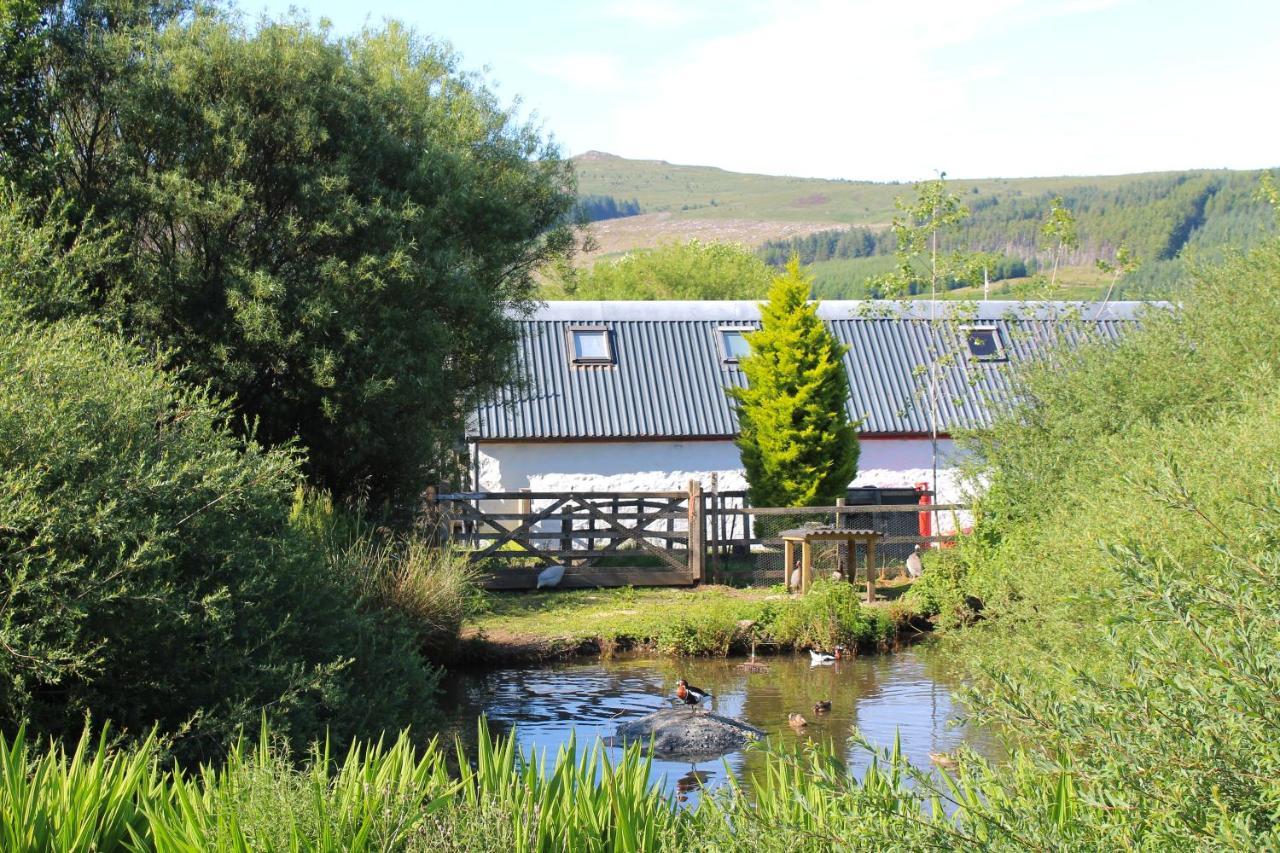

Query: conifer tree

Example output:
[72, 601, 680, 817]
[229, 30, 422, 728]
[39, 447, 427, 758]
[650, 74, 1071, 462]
[730, 257, 860, 507]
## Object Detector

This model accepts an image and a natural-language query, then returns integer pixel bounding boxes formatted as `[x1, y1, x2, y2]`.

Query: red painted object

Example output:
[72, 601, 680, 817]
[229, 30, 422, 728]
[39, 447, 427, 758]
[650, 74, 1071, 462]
[915, 481, 932, 540]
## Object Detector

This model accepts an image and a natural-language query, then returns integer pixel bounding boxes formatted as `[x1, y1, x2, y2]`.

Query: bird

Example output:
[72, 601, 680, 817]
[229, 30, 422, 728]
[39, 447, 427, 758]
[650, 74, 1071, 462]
[830, 570, 843, 582]
[809, 646, 845, 666]
[905, 546, 924, 579]
[929, 751, 957, 769]
[788, 713, 808, 729]
[813, 700, 832, 714]
[789, 567, 801, 590]
[675, 679, 711, 713]
[535, 564, 565, 589]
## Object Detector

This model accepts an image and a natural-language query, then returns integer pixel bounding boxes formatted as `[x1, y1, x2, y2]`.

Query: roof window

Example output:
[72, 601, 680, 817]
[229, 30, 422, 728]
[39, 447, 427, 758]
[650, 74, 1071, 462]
[963, 326, 1005, 362]
[719, 327, 753, 363]
[568, 327, 614, 365]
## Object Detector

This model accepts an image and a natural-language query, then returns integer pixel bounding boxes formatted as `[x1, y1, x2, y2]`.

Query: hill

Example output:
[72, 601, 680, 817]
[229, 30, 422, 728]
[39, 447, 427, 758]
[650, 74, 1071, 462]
[571, 153, 1277, 296]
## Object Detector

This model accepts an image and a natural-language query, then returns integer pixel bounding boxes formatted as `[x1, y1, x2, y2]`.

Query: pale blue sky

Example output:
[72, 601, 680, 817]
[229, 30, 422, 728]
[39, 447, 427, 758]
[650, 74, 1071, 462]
[247, 0, 1280, 181]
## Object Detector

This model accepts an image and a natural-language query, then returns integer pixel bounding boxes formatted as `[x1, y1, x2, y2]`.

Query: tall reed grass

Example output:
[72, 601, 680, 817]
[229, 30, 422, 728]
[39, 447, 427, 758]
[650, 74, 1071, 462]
[0, 716, 1133, 852]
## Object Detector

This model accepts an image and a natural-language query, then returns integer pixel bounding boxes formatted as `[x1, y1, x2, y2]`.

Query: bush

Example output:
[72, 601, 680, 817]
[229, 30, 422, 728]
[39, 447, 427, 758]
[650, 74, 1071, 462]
[901, 547, 976, 627]
[0, 320, 441, 762]
[761, 579, 893, 651]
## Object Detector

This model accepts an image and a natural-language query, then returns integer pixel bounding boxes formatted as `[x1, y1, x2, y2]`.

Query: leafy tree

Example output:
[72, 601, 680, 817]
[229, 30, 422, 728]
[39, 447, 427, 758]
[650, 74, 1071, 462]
[2, 4, 575, 505]
[551, 239, 772, 300]
[1041, 195, 1080, 289]
[729, 257, 859, 507]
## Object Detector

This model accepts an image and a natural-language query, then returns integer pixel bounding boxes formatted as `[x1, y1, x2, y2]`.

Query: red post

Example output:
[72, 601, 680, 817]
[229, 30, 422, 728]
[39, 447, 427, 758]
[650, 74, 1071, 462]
[915, 481, 932, 540]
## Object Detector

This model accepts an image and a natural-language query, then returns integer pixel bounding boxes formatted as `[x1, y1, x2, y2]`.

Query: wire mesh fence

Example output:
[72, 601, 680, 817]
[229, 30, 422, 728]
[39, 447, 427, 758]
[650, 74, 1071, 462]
[705, 493, 964, 588]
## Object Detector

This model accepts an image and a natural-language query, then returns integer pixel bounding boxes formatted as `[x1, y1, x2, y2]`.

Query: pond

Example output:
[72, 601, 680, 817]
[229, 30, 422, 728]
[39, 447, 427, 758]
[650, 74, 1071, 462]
[439, 645, 1000, 803]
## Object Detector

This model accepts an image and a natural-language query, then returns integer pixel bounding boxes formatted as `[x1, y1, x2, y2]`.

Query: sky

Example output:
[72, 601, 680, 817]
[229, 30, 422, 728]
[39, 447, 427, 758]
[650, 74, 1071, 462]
[248, 0, 1280, 182]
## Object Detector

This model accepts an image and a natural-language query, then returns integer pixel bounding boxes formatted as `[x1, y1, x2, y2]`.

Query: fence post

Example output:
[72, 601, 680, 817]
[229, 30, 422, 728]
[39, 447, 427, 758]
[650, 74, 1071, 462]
[709, 473, 720, 583]
[687, 479, 705, 583]
[835, 496, 848, 579]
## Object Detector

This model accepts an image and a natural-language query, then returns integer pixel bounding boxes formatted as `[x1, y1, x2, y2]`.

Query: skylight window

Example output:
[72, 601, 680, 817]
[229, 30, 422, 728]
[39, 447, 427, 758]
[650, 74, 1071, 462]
[568, 327, 614, 364]
[719, 328, 753, 362]
[963, 326, 1005, 362]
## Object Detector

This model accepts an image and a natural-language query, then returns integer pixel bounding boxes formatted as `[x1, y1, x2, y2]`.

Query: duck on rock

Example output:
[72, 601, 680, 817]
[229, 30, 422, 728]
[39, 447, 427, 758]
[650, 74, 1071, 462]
[674, 679, 711, 713]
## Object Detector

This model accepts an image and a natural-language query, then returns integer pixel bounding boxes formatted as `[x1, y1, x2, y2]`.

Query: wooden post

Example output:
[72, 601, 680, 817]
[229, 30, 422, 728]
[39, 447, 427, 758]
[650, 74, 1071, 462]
[866, 538, 877, 604]
[784, 539, 796, 592]
[835, 497, 847, 579]
[560, 516, 572, 554]
[687, 480, 705, 583]
[801, 542, 813, 594]
[709, 473, 720, 583]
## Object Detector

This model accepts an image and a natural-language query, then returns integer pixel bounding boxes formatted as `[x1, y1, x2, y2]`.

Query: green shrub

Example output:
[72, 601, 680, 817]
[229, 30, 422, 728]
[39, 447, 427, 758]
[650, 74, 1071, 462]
[902, 547, 975, 627]
[761, 579, 892, 650]
[0, 320, 441, 762]
[655, 610, 741, 657]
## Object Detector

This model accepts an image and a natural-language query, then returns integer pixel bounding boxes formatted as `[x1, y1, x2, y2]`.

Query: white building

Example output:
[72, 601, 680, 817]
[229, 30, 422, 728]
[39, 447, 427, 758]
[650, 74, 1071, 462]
[467, 300, 1145, 513]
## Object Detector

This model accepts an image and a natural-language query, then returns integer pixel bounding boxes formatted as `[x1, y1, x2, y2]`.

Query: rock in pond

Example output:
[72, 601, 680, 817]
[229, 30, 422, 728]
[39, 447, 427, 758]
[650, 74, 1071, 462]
[608, 708, 766, 761]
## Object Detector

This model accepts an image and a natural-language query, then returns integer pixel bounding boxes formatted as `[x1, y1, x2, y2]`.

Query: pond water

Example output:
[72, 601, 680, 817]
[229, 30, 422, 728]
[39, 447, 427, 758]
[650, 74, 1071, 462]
[438, 645, 1001, 804]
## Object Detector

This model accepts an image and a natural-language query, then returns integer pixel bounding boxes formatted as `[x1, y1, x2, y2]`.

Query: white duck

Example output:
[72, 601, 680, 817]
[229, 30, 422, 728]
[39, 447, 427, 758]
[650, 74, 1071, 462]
[809, 645, 845, 666]
[536, 564, 566, 589]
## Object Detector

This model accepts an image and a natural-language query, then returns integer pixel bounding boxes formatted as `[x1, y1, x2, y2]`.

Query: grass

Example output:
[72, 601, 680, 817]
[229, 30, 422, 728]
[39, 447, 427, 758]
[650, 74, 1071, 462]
[0, 715, 1143, 852]
[467, 581, 900, 657]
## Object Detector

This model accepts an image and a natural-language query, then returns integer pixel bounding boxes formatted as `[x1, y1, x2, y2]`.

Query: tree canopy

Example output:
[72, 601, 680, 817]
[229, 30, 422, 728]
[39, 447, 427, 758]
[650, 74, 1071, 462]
[1, 1, 575, 504]
[549, 239, 773, 300]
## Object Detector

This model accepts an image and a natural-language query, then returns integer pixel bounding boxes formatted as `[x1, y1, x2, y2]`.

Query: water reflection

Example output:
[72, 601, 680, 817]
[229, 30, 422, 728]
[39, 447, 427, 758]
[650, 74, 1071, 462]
[438, 646, 998, 802]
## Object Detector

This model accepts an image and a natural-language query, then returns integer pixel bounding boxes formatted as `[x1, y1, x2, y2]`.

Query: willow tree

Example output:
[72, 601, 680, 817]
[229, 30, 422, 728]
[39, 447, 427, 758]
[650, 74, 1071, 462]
[730, 257, 859, 507]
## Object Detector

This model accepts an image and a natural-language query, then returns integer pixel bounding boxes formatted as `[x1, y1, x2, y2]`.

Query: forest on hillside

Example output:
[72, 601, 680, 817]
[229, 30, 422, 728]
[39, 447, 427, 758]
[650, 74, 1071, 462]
[756, 171, 1275, 296]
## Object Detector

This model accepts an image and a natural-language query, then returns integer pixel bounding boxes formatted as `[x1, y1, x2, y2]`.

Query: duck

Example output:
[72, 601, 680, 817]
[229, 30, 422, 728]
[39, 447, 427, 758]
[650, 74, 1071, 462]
[675, 679, 711, 713]
[808, 645, 845, 666]
[535, 564, 566, 589]
[788, 713, 808, 729]
[929, 751, 957, 769]
[813, 700, 832, 714]
[905, 546, 924, 579]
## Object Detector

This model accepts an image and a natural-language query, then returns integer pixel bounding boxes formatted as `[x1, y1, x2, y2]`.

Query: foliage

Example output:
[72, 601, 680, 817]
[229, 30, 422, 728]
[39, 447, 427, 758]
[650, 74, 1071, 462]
[0, 318, 447, 763]
[731, 258, 859, 507]
[4, 3, 575, 504]
[874, 173, 977, 299]
[0, 183, 117, 323]
[548, 239, 772, 300]
[901, 547, 976, 628]
[468, 584, 894, 657]
[759, 579, 893, 651]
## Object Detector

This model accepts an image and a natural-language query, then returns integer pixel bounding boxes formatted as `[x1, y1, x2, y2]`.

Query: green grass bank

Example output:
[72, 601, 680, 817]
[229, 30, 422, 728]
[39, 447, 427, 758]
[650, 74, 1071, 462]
[459, 580, 916, 663]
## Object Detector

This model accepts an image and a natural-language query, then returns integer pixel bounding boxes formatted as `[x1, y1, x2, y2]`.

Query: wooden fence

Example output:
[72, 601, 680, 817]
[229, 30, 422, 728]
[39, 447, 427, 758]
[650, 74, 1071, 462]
[429, 482, 966, 590]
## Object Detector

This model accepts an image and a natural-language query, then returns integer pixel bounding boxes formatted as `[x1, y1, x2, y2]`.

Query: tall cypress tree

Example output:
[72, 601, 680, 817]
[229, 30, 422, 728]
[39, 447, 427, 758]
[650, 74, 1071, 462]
[730, 257, 860, 507]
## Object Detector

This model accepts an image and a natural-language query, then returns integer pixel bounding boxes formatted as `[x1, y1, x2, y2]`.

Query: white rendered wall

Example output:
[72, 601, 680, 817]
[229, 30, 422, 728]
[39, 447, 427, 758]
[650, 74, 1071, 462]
[475, 437, 968, 505]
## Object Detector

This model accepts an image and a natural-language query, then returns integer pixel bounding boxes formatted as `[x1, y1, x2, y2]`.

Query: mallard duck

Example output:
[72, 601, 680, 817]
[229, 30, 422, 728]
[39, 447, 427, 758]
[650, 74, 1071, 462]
[788, 713, 808, 729]
[813, 700, 832, 714]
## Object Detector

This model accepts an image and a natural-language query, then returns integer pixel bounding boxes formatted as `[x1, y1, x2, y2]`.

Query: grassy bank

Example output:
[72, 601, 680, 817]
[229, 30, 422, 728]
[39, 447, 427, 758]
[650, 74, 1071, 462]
[461, 581, 911, 662]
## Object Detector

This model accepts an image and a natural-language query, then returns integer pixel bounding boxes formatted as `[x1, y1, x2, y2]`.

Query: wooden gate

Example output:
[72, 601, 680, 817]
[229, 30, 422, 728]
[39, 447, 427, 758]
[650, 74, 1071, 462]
[430, 483, 705, 589]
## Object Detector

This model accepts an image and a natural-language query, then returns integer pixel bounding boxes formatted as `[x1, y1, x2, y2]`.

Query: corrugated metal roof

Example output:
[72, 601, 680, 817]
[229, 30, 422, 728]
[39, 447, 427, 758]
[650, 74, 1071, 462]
[469, 300, 1155, 441]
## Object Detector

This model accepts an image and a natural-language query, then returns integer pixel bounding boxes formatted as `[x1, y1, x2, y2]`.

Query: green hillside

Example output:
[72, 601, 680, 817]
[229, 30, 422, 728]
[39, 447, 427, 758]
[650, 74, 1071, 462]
[572, 152, 1278, 296]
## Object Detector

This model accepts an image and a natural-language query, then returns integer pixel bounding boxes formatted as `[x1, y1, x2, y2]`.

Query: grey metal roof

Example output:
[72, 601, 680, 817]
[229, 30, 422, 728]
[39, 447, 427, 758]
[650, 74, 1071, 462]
[469, 300, 1155, 441]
